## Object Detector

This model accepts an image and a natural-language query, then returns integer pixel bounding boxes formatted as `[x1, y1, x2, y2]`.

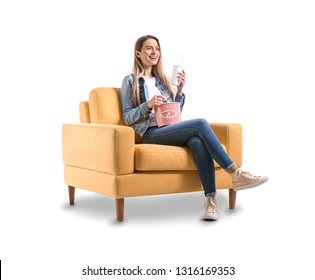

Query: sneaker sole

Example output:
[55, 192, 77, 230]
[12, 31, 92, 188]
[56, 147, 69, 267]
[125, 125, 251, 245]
[203, 214, 219, 221]
[233, 176, 269, 191]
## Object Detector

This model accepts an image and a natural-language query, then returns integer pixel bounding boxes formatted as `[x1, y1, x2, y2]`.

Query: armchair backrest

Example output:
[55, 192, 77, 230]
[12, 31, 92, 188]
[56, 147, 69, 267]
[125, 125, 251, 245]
[80, 87, 142, 143]
[89, 87, 125, 125]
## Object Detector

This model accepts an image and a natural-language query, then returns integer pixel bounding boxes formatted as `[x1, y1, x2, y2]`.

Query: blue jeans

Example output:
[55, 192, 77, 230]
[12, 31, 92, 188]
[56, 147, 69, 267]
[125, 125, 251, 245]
[142, 118, 235, 196]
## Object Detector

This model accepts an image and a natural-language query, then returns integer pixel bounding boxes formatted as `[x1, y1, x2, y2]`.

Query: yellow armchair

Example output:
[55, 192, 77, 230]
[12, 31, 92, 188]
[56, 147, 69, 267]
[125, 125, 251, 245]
[62, 87, 242, 221]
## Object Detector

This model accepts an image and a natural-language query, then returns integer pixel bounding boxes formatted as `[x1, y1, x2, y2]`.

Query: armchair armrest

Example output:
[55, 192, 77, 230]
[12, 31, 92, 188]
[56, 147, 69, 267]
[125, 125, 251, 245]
[210, 123, 242, 167]
[62, 123, 135, 175]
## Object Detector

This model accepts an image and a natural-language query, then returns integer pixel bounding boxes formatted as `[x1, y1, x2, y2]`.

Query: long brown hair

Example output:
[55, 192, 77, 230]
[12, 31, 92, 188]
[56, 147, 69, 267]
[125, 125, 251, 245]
[131, 35, 175, 106]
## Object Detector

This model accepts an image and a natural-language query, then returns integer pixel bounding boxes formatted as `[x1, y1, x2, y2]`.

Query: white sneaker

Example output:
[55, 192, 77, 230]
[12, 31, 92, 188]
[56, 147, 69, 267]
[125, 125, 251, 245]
[203, 196, 219, 220]
[231, 168, 269, 191]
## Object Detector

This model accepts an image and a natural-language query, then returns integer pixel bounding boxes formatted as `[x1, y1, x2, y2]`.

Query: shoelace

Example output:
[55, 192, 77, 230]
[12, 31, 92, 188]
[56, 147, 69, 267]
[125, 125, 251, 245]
[234, 168, 261, 181]
[205, 197, 218, 213]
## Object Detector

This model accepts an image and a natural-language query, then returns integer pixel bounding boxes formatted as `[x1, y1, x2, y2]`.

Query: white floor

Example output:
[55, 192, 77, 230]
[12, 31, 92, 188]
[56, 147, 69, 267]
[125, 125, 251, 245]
[1, 159, 314, 279]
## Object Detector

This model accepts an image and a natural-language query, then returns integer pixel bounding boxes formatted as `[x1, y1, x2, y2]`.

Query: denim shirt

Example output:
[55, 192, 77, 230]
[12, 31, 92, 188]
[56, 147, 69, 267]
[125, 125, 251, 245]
[120, 74, 185, 135]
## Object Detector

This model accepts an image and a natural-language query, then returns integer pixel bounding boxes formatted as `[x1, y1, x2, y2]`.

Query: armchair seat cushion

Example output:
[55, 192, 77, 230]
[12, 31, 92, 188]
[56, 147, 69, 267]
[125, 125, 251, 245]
[135, 144, 224, 171]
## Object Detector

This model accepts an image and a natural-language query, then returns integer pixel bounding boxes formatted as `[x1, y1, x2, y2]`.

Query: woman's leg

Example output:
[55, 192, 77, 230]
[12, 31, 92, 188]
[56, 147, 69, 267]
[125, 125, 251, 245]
[142, 118, 268, 220]
[143, 118, 268, 192]
[186, 136, 216, 196]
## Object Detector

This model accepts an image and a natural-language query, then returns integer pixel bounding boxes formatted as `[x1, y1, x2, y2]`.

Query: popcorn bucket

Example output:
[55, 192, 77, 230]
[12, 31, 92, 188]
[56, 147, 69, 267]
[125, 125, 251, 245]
[154, 102, 181, 127]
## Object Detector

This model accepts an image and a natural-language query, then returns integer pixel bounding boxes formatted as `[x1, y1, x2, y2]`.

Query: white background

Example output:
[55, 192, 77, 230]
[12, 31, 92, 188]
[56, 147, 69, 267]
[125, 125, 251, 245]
[1, 0, 314, 279]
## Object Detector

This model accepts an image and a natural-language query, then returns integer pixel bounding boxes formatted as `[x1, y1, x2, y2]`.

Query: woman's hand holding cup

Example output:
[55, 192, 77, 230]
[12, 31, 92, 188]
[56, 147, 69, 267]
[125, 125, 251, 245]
[176, 69, 186, 95]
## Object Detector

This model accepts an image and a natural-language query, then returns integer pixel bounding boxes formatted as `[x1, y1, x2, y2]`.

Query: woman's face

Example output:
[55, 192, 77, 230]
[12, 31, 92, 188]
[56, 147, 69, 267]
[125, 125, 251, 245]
[137, 38, 160, 67]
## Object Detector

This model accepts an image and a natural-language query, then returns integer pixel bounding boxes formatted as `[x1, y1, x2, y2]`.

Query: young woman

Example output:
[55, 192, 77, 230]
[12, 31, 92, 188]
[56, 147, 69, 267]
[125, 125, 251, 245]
[120, 35, 268, 220]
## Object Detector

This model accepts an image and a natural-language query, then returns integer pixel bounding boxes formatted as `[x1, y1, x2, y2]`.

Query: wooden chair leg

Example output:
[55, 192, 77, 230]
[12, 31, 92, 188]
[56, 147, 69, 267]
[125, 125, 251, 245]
[229, 189, 237, 209]
[68, 186, 75, 205]
[116, 198, 124, 222]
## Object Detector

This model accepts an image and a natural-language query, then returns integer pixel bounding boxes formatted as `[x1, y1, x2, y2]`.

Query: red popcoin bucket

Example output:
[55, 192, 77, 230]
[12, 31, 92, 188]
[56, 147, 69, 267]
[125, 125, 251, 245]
[154, 102, 181, 127]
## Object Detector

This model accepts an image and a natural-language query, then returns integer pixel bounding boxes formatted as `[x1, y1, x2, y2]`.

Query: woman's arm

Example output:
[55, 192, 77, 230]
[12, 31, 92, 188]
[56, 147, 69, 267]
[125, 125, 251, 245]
[120, 76, 151, 126]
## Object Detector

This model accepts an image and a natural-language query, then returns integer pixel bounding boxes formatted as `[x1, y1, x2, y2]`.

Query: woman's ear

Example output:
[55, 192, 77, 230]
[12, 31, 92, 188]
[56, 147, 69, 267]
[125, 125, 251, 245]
[136, 52, 140, 57]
